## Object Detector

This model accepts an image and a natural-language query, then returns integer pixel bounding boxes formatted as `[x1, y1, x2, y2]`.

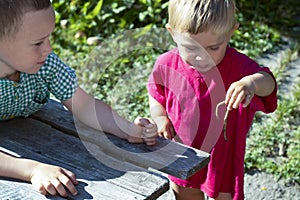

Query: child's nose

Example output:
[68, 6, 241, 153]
[195, 55, 209, 62]
[196, 56, 204, 61]
[43, 39, 52, 55]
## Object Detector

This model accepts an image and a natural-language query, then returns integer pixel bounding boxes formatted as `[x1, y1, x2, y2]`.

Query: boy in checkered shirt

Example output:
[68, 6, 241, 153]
[0, 0, 157, 197]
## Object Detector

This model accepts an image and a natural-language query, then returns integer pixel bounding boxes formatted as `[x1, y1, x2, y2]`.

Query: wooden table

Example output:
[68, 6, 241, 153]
[0, 99, 210, 199]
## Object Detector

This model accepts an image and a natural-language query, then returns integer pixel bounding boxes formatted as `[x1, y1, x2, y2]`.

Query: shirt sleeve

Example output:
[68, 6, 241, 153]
[249, 65, 278, 114]
[38, 53, 78, 101]
[226, 48, 278, 113]
[147, 56, 167, 107]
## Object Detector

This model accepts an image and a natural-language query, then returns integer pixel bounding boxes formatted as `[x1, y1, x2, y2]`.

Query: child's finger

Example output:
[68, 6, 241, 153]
[58, 173, 78, 196]
[157, 131, 164, 137]
[226, 91, 237, 110]
[33, 182, 47, 196]
[143, 125, 158, 138]
[42, 180, 57, 196]
[61, 168, 78, 185]
[225, 86, 235, 105]
[142, 130, 157, 145]
[136, 117, 157, 135]
[163, 131, 172, 139]
[162, 125, 174, 139]
[51, 178, 68, 197]
[134, 117, 151, 127]
[143, 137, 157, 146]
[242, 92, 253, 108]
[232, 91, 246, 109]
[168, 123, 176, 138]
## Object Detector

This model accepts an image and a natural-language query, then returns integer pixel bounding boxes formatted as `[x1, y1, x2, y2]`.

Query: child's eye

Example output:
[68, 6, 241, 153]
[209, 46, 220, 51]
[182, 45, 197, 51]
[186, 47, 196, 50]
[34, 41, 43, 46]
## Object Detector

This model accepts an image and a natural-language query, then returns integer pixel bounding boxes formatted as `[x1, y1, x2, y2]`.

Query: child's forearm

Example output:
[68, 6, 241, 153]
[242, 71, 276, 97]
[64, 87, 142, 140]
[79, 98, 137, 140]
[0, 151, 39, 182]
[148, 95, 175, 139]
[93, 99, 139, 139]
[149, 95, 167, 118]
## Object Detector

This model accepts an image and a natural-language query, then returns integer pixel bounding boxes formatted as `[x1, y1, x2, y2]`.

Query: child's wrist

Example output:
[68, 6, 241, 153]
[126, 122, 143, 140]
[152, 115, 168, 123]
[19, 159, 40, 182]
[241, 75, 257, 94]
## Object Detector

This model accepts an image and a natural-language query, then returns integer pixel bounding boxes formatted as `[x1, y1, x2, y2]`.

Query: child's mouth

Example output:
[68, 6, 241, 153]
[37, 61, 45, 66]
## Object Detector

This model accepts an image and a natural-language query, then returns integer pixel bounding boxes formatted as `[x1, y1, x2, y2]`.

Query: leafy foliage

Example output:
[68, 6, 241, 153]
[246, 83, 300, 184]
[82, 27, 174, 120]
[52, 0, 168, 52]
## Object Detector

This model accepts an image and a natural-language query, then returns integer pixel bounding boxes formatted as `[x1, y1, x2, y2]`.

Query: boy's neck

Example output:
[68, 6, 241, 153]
[0, 58, 20, 82]
[0, 70, 20, 82]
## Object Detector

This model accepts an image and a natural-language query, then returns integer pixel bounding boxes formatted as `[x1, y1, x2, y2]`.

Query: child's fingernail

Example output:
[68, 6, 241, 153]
[146, 124, 154, 128]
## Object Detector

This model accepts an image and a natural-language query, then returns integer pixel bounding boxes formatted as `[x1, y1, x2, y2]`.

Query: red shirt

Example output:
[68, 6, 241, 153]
[147, 47, 277, 199]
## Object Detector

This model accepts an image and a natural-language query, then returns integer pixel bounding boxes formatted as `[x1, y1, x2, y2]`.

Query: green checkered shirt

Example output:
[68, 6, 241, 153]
[0, 53, 78, 120]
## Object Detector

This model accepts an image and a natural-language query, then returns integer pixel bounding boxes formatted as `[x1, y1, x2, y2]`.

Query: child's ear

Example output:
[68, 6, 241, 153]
[230, 23, 239, 36]
[233, 23, 239, 30]
[165, 23, 174, 36]
[232, 23, 239, 32]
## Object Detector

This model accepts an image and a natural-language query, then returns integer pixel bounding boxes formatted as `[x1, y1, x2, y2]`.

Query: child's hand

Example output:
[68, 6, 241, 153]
[133, 117, 158, 146]
[225, 76, 255, 110]
[30, 163, 78, 197]
[153, 116, 175, 140]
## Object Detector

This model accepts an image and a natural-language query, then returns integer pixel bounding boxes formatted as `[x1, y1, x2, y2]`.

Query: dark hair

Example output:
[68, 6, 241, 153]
[0, 0, 51, 40]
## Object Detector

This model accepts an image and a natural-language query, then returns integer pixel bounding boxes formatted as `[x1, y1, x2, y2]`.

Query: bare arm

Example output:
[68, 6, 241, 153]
[63, 87, 157, 145]
[0, 151, 77, 196]
[0, 151, 37, 181]
[149, 95, 175, 139]
[226, 71, 276, 110]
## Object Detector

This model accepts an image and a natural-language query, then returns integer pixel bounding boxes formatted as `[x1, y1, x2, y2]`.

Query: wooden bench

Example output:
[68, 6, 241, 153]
[0, 99, 210, 199]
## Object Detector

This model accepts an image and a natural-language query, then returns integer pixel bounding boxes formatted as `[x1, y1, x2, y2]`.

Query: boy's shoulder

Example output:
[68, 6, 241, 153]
[44, 52, 62, 67]
[223, 47, 256, 65]
[156, 48, 181, 66]
[218, 46, 262, 75]
[159, 48, 179, 58]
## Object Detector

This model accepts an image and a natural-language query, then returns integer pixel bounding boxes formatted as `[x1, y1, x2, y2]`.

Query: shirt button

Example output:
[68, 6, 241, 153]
[15, 96, 19, 100]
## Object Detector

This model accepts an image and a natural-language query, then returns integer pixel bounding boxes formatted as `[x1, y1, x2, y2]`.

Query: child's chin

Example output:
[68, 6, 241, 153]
[27, 66, 42, 74]
[193, 65, 215, 73]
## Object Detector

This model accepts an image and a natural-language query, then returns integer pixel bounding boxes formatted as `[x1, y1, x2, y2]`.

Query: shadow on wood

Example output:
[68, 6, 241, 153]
[32, 99, 210, 180]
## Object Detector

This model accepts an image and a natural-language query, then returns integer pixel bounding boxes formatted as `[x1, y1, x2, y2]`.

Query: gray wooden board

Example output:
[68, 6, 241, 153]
[0, 118, 169, 200]
[31, 99, 210, 180]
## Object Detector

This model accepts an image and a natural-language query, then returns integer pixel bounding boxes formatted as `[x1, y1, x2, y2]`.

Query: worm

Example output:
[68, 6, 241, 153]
[216, 101, 229, 141]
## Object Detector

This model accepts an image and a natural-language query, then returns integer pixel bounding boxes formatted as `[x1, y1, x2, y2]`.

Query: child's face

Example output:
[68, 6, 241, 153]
[0, 6, 55, 75]
[172, 30, 231, 73]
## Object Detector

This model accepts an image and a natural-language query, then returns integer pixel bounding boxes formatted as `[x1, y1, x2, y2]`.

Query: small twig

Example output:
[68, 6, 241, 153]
[216, 101, 229, 141]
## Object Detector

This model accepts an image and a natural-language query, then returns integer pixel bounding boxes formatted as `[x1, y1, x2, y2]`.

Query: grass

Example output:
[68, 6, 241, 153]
[245, 40, 300, 184]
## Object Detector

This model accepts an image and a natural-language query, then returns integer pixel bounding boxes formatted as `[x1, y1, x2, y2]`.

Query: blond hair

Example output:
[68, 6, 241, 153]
[168, 0, 236, 35]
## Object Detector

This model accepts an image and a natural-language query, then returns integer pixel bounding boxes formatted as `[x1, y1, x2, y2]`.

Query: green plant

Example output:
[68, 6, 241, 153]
[81, 27, 174, 120]
[246, 79, 300, 184]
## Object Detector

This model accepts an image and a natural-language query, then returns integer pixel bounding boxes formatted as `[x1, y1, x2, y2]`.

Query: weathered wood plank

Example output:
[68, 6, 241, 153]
[31, 99, 210, 180]
[0, 118, 169, 199]
[0, 178, 65, 200]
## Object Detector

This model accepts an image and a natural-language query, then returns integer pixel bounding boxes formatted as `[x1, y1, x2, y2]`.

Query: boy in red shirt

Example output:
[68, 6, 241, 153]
[147, 0, 277, 199]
